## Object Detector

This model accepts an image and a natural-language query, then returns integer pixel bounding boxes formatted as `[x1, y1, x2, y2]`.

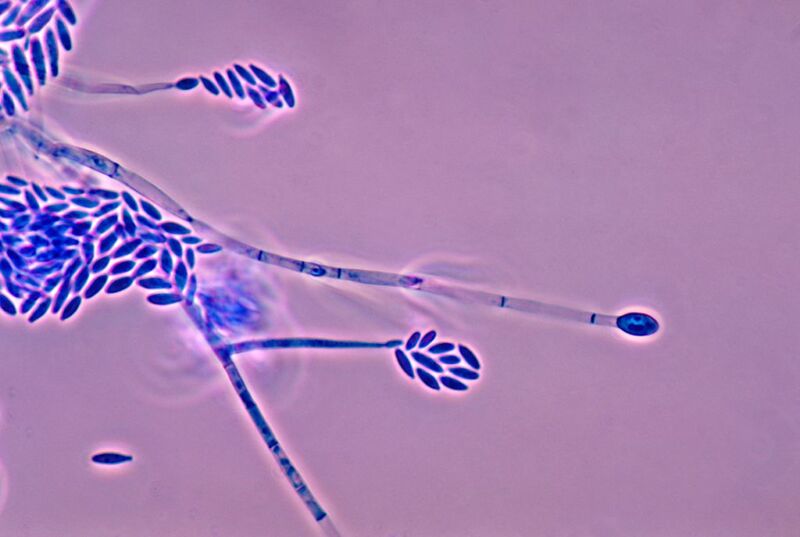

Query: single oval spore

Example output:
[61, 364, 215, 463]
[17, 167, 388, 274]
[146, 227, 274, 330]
[616, 312, 659, 337]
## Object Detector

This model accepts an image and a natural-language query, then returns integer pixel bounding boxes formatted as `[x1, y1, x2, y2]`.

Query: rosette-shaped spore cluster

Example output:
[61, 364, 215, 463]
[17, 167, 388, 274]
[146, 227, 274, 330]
[393, 329, 481, 392]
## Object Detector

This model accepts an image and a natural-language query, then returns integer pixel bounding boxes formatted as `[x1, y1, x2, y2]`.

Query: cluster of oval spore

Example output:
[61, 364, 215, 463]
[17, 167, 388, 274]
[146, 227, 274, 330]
[393, 330, 481, 392]
[0, 174, 223, 323]
[174, 62, 295, 110]
[0, 0, 77, 118]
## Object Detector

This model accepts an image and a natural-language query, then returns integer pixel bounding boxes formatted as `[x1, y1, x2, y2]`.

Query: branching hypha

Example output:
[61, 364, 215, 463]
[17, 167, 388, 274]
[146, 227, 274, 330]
[0, 1, 660, 535]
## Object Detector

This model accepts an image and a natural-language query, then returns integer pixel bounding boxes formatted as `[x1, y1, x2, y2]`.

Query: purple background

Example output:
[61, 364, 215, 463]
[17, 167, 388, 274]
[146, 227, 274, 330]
[1, 0, 798, 536]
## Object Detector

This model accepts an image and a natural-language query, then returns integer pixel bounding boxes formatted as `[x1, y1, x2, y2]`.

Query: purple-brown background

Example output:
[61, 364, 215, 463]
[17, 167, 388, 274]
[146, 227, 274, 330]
[1, 1, 798, 536]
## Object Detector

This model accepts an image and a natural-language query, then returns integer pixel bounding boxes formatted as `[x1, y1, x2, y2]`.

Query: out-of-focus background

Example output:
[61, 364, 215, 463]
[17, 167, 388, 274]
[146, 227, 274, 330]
[0, 1, 798, 536]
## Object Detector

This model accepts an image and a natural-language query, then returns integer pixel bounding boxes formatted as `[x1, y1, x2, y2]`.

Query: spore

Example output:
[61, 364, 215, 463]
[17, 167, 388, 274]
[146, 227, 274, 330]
[91, 452, 132, 465]
[616, 312, 659, 337]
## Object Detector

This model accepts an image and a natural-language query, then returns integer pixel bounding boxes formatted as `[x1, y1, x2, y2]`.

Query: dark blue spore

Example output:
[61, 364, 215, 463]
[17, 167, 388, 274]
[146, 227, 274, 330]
[213, 71, 232, 98]
[167, 238, 182, 258]
[234, 63, 256, 84]
[139, 199, 161, 221]
[5, 280, 24, 299]
[250, 64, 276, 87]
[458, 345, 480, 370]
[196, 243, 222, 254]
[405, 331, 420, 350]
[28, 7, 54, 33]
[186, 248, 195, 269]
[278, 75, 295, 108]
[28, 297, 51, 323]
[174, 261, 187, 291]
[134, 245, 158, 259]
[0, 29, 24, 42]
[20, 293, 38, 314]
[110, 260, 135, 275]
[394, 349, 414, 379]
[31, 184, 48, 204]
[4, 68, 27, 110]
[88, 189, 118, 200]
[24, 190, 39, 210]
[411, 351, 443, 373]
[438, 355, 461, 365]
[133, 259, 157, 278]
[62, 209, 88, 220]
[160, 221, 190, 235]
[175, 77, 199, 90]
[1, 91, 15, 116]
[29, 38, 46, 86]
[44, 202, 67, 213]
[56, 17, 71, 50]
[138, 277, 171, 290]
[12, 45, 32, 95]
[121, 191, 137, 211]
[416, 368, 440, 390]
[0, 184, 20, 195]
[616, 312, 659, 337]
[0, 292, 16, 315]
[112, 238, 141, 258]
[73, 266, 89, 293]
[135, 214, 158, 229]
[106, 276, 133, 294]
[226, 68, 244, 98]
[419, 330, 437, 348]
[57, 0, 77, 25]
[247, 87, 265, 109]
[98, 232, 119, 254]
[62, 186, 84, 195]
[60, 295, 80, 320]
[159, 249, 173, 274]
[147, 293, 182, 306]
[0, 2, 10, 17]
[428, 342, 454, 354]
[91, 452, 132, 465]
[199, 75, 219, 96]
[93, 201, 120, 217]
[71, 197, 99, 208]
[84, 274, 107, 299]
[45, 28, 58, 77]
[91, 255, 110, 273]
[440, 376, 468, 391]
[449, 367, 479, 381]
[181, 236, 202, 245]
[0, 258, 11, 277]
[44, 186, 65, 199]
[81, 241, 94, 262]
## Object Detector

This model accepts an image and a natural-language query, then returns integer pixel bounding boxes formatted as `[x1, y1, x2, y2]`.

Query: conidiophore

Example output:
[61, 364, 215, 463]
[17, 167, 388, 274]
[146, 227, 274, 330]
[0, 2, 660, 536]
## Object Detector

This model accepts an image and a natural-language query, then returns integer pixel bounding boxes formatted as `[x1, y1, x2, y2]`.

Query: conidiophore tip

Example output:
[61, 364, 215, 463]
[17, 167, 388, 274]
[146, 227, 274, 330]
[616, 312, 659, 337]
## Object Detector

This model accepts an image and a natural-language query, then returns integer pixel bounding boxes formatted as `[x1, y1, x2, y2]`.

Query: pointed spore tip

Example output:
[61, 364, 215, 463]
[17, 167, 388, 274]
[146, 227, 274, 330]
[616, 312, 659, 337]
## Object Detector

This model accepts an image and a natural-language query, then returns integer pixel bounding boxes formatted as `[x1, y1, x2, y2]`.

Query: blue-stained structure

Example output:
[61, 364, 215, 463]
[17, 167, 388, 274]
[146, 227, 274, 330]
[0, 0, 77, 117]
[0, 1, 660, 535]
